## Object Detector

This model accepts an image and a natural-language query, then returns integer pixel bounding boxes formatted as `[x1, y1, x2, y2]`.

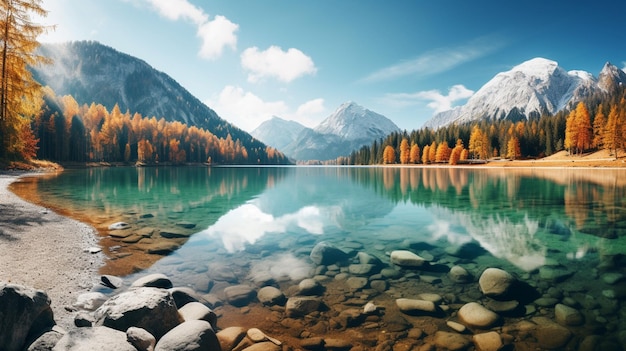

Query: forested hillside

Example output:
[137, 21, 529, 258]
[33, 89, 289, 165]
[342, 88, 626, 165]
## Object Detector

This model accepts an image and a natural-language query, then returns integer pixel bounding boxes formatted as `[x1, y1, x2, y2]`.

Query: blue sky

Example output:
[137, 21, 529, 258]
[38, 0, 626, 132]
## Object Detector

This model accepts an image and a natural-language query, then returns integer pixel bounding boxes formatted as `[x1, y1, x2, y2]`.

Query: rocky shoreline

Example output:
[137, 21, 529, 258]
[2, 239, 626, 350]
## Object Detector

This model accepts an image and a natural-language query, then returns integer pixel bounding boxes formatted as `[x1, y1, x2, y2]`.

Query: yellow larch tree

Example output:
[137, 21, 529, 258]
[383, 145, 395, 164]
[506, 136, 521, 160]
[435, 141, 451, 163]
[409, 142, 420, 164]
[469, 126, 489, 159]
[592, 104, 606, 149]
[421, 145, 430, 164]
[0, 0, 51, 160]
[399, 138, 410, 164]
[428, 141, 436, 163]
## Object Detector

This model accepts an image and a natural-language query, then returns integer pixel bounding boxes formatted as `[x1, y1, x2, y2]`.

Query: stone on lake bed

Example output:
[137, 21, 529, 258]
[108, 222, 131, 230]
[131, 273, 173, 289]
[109, 229, 134, 238]
[285, 297, 322, 317]
[554, 303, 584, 326]
[224, 285, 256, 307]
[175, 221, 196, 229]
[395, 298, 438, 315]
[433, 331, 471, 351]
[478, 268, 515, 297]
[539, 266, 573, 282]
[449, 265, 472, 283]
[345, 277, 368, 290]
[159, 229, 193, 238]
[309, 241, 350, 265]
[472, 331, 503, 351]
[257, 286, 286, 306]
[457, 302, 500, 328]
[146, 242, 181, 255]
[390, 250, 428, 267]
[298, 278, 323, 296]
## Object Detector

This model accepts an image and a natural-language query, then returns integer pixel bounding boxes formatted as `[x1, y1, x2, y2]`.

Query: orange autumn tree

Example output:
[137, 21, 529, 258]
[565, 102, 592, 156]
[449, 139, 465, 165]
[0, 0, 51, 161]
[435, 141, 451, 163]
[383, 145, 395, 164]
[399, 138, 410, 164]
[409, 142, 420, 164]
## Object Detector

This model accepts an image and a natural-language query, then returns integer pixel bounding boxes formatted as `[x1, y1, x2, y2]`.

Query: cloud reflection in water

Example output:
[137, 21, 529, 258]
[194, 201, 327, 253]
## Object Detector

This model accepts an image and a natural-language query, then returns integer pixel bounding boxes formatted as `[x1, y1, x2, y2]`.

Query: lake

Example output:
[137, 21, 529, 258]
[11, 166, 626, 349]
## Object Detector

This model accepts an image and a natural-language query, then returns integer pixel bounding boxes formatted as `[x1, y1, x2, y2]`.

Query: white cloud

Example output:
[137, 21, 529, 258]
[145, 0, 237, 60]
[207, 86, 326, 131]
[296, 98, 325, 117]
[362, 35, 506, 82]
[293, 98, 326, 127]
[382, 84, 474, 114]
[197, 15, 238, 59]
[241, 46, 317, 83]
[208, 86, 289, 131]
[146, 0, 207, 24]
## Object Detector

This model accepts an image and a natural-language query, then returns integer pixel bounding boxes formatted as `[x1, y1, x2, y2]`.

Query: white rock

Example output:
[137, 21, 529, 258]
[154, 320, 220, 351]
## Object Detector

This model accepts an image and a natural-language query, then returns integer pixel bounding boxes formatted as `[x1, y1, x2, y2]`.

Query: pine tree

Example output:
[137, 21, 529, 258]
[0, 0, 51, 160]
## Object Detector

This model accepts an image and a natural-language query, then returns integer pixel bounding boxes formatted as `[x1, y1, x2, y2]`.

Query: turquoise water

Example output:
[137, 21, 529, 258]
[15, 166, 626, 347]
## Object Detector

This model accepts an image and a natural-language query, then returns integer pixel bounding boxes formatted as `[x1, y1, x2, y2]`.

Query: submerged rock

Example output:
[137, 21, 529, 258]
[457, 302, 500, 329]
[390, 250, 428, 267]
[554, 303, 584, 326]
[131, 274, 173, 289]
[257, 286, 286, 306]
[285, 297, 322, 317]
[395, 298, 438, 315]
[478, 268, 515, 298]
[108, 222, 131, 230]
[309, 241, 350, 265]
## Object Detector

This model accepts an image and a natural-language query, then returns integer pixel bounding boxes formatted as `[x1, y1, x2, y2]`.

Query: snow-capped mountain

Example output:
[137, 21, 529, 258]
[250, 116, 307, 150]
[423, 58, 626, 129]
[31, 41, 249, 142]
[282, 102, 400, 161]
[314, 101, 399, 141]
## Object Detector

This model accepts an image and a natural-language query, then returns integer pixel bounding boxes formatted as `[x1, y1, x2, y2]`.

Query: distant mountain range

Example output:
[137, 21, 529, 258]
[251, 102, 400, 161]
[423, 57, 626, 129]
[31, 41, 258, 146]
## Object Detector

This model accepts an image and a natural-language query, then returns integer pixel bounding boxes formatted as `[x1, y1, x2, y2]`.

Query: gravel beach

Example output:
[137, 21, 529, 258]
[0, 172, 103, 329]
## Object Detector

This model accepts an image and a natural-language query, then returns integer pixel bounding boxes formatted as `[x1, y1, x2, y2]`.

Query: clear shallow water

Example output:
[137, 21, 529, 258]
[13, 166, 626, 347]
